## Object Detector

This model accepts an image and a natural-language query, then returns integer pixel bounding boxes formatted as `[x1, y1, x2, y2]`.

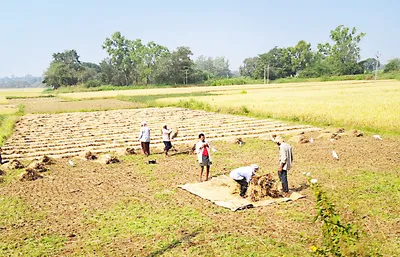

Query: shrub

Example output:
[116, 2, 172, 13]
[84, 80, 102, 88]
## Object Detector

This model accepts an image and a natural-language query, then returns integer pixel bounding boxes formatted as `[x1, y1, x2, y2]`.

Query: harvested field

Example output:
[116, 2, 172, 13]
[2, 107, 320, 160]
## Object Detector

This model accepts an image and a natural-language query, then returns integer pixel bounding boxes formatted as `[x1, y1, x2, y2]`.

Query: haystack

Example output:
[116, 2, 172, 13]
[85, 151, 98, 160]
[248, 174, 280, 201]
[27, 161, 48, 173]
[104, 155, 120, 164]
[8, 159, 25, 170]
[19, 168, 43, 182]
[40, 155, 55, 165]
[125, 148, 136, 155]
[233, 138, 245, 145]
[171, 129, 179, 139]
[353, 130, 363, 137]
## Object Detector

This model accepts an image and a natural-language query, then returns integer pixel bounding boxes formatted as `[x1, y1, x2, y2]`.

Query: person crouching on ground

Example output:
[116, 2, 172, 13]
[229, 164, 259, 198]
[275, 136, 293, 197]
[196, 133, 212, 182]
[161, 124, 173, 156]
[138, 121, 151, 156]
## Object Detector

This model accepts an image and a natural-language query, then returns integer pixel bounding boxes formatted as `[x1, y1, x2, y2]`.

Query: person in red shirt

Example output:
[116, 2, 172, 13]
[195, 133, 212, 182]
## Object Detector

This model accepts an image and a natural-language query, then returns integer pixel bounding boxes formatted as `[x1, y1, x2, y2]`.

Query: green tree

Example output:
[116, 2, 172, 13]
[383, 58, 400, 73]
[142, 41, 169, 84]
[358, 58, 379, 73]
[320, 25, 366, 75]
[43, 49, 83, 88]
[239, 57, 260, 78]
[43, 62, 77, 89]
[288, 40, 314, 75]
[102, 32, 133, 85]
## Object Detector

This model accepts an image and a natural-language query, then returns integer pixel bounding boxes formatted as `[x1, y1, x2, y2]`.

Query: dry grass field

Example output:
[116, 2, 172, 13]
[0, 81, 399, 256]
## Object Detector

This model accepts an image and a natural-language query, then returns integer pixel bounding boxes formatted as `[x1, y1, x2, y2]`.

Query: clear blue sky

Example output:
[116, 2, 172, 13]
[0, 0, 399, 77]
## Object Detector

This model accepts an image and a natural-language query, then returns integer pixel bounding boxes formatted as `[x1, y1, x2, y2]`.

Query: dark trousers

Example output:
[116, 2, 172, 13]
[163, 141, 172, 153]
[234, 178, 248, 197]
[141, 142, 150, 156]
[278, 170, 288, 193]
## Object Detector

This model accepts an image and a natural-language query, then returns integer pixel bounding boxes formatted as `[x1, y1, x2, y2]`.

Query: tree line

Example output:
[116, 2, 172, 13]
[0, 75, 43, 88]
[43, 25, 400, 89]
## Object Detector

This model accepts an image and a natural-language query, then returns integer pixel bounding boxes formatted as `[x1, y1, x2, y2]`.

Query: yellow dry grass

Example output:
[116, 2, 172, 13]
[157, 80, 400, 133]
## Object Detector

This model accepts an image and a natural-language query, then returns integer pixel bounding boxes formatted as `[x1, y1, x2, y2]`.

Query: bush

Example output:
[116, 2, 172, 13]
[83, 80, 102, 88]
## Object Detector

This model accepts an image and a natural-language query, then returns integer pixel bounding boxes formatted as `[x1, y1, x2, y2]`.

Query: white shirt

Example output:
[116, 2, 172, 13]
[230, 166, 256, 183]
[279, 142, 293, 170]
[139, 126, 150, 142]
[162, 128, 172, 141]
[195, 140, 212, 163]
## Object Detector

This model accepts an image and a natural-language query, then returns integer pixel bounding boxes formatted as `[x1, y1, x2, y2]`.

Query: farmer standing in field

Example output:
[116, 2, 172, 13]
[138, 121, 151, 156]
[161, 124, 173, 156]
[229, 164, 259, 198]
[275, 136, 293, 197]
[196, 133, 212, 182]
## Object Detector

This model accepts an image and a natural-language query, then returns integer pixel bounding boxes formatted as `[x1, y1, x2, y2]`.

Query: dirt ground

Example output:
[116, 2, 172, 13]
[1, 127, 399, 256]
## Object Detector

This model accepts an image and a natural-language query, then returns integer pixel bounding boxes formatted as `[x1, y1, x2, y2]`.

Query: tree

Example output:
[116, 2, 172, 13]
[383, 58, 400, 73]
[239, 57, 259, 78]
[43, 62, 77, 89]
[321, 25, 366, 75]
[358, 58, 380, 73]
[142, 41, 169, 84]
[43, 49, 83, 88]
[288, 40, 314, 75]
[51, 50, 81, 70]
[153, 46, 196, 84]
[102, 32, 133, 85]
[196, 56, 231, 79]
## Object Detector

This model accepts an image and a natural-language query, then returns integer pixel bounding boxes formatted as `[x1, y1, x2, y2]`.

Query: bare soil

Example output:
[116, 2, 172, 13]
[0, 107, 399, 256]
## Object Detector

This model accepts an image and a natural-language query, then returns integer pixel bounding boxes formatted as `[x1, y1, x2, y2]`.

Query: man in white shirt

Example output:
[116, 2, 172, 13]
[229, 164, 259, 198]
[138, 121, 151, 156]
[161, 124, 173, 156]
[275, 136, 293, 197]
[196, 133, 212, 182]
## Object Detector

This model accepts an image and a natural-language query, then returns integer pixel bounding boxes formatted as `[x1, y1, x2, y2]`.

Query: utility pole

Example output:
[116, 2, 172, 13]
[267, 64, 270, 84]
[374, 51, 381, 84]
[264, 65, 266, 84]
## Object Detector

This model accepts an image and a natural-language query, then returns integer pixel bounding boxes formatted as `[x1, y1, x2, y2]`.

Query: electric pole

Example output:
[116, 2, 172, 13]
[374, 51, 381, 84]
[264, 65, 266, 84]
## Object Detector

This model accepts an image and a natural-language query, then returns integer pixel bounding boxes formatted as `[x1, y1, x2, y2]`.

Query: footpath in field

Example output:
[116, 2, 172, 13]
[2, 107, 320, 160]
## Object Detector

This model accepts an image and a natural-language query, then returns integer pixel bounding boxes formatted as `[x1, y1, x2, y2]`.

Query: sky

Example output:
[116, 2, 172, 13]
[0, 0, 399, 77]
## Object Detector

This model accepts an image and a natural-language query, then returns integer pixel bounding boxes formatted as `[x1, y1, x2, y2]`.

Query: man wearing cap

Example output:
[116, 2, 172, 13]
[229, 164, 259, 198]
[275, 136, 293, 197]
[161, 124, 173, 156]
[196, 133, 212, 182]
[138, 121, 151, 156]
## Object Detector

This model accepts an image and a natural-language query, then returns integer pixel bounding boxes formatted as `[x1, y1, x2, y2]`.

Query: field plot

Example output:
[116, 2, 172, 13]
[2, 107, 319, 160]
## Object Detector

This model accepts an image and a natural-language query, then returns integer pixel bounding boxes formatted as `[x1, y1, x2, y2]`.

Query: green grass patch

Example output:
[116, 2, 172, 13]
[77, 199, 211, 256]
[5, 95, 56, 100]
[0, 104, 24, 145]
[116, 92, 216, 107]
[0, 196, 65, 257]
